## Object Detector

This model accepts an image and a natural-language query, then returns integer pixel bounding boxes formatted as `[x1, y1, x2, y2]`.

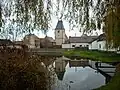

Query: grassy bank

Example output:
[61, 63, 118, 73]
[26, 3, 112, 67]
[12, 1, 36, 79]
[94, 72, 120, 90]
[95, 63, 120, 90]
[64, 50, 120, 62]
[64, 50, 120, 90]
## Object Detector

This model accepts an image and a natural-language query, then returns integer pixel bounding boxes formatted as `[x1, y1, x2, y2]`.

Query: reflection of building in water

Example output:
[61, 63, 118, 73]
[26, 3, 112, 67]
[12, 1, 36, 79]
[54, 59, 68, 80]
[69, 60, 89, 68]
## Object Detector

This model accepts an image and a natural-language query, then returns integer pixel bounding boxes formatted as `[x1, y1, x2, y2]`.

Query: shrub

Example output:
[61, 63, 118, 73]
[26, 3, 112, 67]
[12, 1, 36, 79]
[0, 47, 53, 90]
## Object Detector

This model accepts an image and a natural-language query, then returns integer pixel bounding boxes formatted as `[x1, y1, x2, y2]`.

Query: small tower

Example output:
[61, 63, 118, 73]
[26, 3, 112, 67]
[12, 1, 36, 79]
[55, 20, 66, 45]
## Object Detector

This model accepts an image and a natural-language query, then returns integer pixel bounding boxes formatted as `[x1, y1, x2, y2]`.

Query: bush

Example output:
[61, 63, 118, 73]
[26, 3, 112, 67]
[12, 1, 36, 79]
[0, 47, 53, 90]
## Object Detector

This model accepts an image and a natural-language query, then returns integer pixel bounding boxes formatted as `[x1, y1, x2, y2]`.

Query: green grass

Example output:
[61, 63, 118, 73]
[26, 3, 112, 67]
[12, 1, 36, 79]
[64, 50, 120, 62]
[64, 50, 120, 90]
[94, 72, 120, 90]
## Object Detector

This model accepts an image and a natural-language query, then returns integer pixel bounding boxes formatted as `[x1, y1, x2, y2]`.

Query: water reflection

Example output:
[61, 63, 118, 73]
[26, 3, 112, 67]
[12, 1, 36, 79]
[30, 56, 114, 90]
[52, 58, 105, 90]
[54, 58, 67, 81]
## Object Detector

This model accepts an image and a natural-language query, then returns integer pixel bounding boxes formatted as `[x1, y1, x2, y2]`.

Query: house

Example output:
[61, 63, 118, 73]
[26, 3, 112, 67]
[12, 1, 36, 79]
[40, 36, 55, 48]
[62, 34, 98, 50]
[97, 33, 117, 51]
[13, 41, 28, 49]
[97, 33, 107, 51]
[23, 34, 40, 48]
[0, 39, 13, 45]
[0, 39, 25, 49]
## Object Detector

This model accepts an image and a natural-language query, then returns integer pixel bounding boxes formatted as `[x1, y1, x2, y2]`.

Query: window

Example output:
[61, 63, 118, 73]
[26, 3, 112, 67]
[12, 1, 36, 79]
[35, 40, 37, 47]
[86, 45, 89, 47]
[58, 30, 60, 33]
[80, 45, 82, 47]
[99, 44, 101, 49]
[72, 45, 75, 47]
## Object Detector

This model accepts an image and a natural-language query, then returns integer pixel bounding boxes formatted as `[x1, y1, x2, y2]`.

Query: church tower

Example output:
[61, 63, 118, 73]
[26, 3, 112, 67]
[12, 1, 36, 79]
[55, 20, 66, 45]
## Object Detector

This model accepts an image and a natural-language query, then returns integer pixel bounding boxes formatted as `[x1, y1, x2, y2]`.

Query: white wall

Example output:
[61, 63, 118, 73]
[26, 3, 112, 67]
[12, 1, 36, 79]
[97, 41, 117, 51]
[90, 40, 98, 50]
[62, 44, 71, 48]
[62, 40, 118, 51]
[62, 41, 98, 50]
[62, 43, 90, 48]
[98, 41, 106, 51]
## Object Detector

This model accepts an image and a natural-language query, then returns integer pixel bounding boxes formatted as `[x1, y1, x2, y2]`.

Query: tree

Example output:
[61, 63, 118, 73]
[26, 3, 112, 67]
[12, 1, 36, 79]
[0, 0, 52, 40]
[104, 0, 120, 48]
[0, 0, 120, 48]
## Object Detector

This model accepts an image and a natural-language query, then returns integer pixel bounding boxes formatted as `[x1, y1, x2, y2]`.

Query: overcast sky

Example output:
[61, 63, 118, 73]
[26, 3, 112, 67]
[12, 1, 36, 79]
[0, 0, 103, 41]
[31, 16, 103, 40]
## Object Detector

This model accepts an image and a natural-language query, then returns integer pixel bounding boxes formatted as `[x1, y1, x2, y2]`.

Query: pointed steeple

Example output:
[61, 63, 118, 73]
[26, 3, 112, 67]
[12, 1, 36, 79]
[56, 71, 65, 81]
[55, 20, 65, 30]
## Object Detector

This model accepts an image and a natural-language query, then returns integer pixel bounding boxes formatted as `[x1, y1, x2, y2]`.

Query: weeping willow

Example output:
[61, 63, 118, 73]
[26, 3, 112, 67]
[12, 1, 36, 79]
[0, 0, 104, 34]
[60, 0, 120, 48]
[0, 0, 120, 48]
[0, 4, 2, 27]
[0, 0, 52, 34]
[56, 0, 104, 33]
[104, 0, 120, 48]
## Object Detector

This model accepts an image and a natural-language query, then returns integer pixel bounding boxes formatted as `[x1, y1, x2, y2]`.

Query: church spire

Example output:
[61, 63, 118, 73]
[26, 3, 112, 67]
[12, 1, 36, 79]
[55, 20, 65, 30]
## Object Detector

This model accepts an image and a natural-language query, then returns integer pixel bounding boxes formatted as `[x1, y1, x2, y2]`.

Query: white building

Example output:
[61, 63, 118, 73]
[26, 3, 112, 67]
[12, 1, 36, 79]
[62, 34, 98, 50]
[97, 34, 107, 51]
[97, 33, 117, 51]
[62, 33, 118, 51]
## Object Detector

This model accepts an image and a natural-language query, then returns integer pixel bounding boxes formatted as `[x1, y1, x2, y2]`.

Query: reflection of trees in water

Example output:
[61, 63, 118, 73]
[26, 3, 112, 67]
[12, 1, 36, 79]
[41, 56, 57, 90]
[0, 48, 56, 90]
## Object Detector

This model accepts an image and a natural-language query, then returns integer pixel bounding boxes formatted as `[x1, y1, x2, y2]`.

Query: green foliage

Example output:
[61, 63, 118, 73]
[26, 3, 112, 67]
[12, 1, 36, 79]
[94, 72, 120, 90]
[0, 4, 2, 27]
[0, 0, 120, 48]
[104, 0, 120, 48]
[0, 0, 52, 38]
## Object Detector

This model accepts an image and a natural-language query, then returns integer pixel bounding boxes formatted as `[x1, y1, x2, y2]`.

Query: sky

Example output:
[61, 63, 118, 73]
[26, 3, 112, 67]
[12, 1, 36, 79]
[33, 17, 83, 39]
[31, 0, 103, 40]
[32, 16, 103, 40]
[0, 0, 103, 41]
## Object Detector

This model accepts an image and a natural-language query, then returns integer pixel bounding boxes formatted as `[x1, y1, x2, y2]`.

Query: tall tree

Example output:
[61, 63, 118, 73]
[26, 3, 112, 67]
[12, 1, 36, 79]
[104, 0, 120, 48]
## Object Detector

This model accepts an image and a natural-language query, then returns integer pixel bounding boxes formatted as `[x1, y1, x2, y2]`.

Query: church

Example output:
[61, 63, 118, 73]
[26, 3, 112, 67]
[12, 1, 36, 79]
[54, 20, 68, 46]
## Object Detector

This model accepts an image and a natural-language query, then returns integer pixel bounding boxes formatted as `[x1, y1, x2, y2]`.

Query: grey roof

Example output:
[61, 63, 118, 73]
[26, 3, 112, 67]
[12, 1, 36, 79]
[97, 33, 106, 41]
[69, 35, 98, 43]
[55, 20, 65, 30]
[0, 39, 13, 45]
[14, 41, 23, 44]
[45, 36, 55, 42]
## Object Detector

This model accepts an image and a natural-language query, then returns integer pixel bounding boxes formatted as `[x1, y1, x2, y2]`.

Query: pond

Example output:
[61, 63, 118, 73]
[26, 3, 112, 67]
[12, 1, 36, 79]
[50, 57, 106, 90]
[0, 50, 116, 90]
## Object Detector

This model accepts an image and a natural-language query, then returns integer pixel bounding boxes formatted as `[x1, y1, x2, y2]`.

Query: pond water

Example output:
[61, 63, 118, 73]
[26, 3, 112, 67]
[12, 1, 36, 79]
[50, 58, 105, 90]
